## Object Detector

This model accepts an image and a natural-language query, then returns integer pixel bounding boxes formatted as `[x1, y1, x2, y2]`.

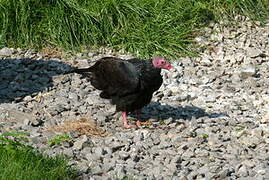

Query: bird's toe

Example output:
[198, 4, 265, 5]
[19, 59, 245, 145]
[136, 121, 142, 127]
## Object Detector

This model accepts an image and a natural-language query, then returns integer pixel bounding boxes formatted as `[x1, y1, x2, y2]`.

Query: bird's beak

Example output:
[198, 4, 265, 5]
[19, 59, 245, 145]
[167, 64, 173, 72]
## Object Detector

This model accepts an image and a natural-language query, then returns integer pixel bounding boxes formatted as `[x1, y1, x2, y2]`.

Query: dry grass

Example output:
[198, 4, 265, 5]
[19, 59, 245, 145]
[47, 117, 108, 137]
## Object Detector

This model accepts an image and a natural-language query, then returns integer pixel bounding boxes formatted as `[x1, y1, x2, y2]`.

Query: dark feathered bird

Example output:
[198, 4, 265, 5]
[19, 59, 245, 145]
[73, 56, 172, 128]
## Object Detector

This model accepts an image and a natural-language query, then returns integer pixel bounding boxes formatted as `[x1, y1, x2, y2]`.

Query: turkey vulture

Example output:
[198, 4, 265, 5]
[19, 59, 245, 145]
[73, 56, 172, 128]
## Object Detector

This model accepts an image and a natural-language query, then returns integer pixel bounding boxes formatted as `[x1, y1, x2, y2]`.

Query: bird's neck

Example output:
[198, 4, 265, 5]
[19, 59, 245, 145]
[151, 59, 158, 68]
[147, 60, 161, 73]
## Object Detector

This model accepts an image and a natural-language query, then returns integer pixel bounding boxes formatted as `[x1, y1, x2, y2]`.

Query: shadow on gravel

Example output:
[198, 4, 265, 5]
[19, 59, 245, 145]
[137, 102, 228, 121]
[0, 58, 72, 103]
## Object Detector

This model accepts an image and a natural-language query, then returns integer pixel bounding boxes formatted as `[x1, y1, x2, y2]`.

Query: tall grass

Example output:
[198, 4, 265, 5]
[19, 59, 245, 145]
[0, 131, 77, 180]
[0, 0, 268, 58]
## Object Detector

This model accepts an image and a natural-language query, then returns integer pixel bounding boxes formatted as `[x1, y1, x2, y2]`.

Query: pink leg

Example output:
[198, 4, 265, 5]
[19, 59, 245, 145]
[135, 109, 141, 127]
[122, 111, 132, 128]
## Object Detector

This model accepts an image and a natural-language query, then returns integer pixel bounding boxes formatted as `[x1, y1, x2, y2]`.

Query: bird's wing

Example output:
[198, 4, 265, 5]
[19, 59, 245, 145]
[128, 58, 163, 92]
[92, 57, 140, 96]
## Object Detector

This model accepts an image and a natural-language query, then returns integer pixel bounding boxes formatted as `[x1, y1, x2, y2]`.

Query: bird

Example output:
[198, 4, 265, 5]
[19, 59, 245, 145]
[73, 56, 172, 128]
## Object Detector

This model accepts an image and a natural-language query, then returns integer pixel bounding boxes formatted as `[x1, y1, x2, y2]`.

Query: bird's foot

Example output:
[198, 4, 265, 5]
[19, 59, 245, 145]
[122, 111, 133, 129]
[123, 121, 152, 128]
[136, 120, 141, 127]
[123, 123, 135, 129]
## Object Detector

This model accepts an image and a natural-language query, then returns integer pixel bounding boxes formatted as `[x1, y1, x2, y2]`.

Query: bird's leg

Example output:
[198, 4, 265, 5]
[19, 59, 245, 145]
[122, 111, 132, 128]
[135, 109, 141, 127]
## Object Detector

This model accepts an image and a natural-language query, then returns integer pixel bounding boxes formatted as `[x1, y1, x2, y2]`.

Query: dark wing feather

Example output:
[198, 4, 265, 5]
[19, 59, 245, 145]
[128, 58, 162, 93]
[87, 57, 140, 98]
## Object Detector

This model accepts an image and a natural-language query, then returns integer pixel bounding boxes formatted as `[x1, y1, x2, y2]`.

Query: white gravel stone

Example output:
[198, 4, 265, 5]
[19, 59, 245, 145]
[247, 47, 262, 58]
[0, 47, 15, 56]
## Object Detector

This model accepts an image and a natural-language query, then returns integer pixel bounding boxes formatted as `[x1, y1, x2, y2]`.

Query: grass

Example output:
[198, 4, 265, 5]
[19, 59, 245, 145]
[0, 0, 268, 58]
[48, 134, 71, 146]
[0, 131, 77, 180]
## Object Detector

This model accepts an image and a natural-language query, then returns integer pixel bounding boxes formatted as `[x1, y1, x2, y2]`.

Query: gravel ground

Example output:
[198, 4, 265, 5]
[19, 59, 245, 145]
[0, 17, 269, 179]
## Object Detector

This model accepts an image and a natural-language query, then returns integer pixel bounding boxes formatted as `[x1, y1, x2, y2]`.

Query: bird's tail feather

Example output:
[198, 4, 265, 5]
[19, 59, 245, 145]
[72, 67, 93, 74]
